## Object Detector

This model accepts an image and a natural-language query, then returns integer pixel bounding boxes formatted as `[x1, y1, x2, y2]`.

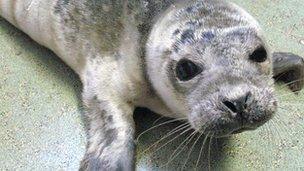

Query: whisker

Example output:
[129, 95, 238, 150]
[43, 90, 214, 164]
[148, 125, 191, 153]
[271, 26, 303, 39]
[136, 117, 187, 142]
[277, 106, 304, 129]
[208, 134, 214, 171]
[162, 131, 197, 167]
[278, 106, 302, 119]
[261, 124, 269, 141]
[273, 70, 292, 83]
[277, 91, 303, 98]
[279, 104, 304, 112]
[181, 132, 204, 170]
[280, 101, 304, 106]
[262, 122, 276, 168]
[263, 124, 272, 168]
[279, 107, 304, 129]
[195, 132, 210, 169]
[272, 116, 293, 138]
[269, 120, 284, 143]
[278, 94, 301, 100]
[265, 123, 275, 145]
[279, 104, 299, 112]
[152, 116, 165, 126]
[276, 78, 304, 90]
[139, 124, 191, 155]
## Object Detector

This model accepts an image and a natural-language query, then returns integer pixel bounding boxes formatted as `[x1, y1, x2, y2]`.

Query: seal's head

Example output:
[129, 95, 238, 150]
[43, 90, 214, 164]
[146, 0, 277, 137]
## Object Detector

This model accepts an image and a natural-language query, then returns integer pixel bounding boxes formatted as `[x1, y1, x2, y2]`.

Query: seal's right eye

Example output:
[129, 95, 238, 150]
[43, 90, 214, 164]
[176, 59, 202, 81]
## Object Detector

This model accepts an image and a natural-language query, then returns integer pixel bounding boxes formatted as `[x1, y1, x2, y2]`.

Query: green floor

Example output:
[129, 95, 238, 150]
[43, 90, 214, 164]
[1, 0, 304, 170]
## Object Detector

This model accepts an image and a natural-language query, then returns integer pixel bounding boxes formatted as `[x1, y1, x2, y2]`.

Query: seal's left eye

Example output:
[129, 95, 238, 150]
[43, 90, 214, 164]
[249, 46, 267, 63]
[176, 59, 202, 81]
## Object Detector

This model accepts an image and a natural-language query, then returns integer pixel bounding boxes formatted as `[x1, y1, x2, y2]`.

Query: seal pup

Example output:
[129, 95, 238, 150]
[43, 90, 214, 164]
[0, 0, 303, 170]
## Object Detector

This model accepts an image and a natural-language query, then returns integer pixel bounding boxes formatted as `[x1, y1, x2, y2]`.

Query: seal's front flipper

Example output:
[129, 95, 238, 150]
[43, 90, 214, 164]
[272, 52, 304, 92]
[80, 95, 135, 171]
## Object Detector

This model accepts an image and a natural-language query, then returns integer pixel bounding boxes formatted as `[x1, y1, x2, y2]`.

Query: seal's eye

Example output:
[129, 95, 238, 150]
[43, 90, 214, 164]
[176, 59, 202, 81]
[249, 47, 267, 63]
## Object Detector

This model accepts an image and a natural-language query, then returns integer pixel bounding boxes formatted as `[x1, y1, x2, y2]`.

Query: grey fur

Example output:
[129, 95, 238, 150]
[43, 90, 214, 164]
[54, 0, 276, 170]
[1, 0, 303, 170]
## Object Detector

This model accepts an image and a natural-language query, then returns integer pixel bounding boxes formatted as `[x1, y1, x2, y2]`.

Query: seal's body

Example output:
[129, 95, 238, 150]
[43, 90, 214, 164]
[1, 0, 303, 170]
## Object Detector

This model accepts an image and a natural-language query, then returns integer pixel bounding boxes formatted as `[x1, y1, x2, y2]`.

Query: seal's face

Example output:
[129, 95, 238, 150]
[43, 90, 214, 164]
[146, 1, 277, 137]
[168, 29, 277, 137]
[148, 28, 278, 137]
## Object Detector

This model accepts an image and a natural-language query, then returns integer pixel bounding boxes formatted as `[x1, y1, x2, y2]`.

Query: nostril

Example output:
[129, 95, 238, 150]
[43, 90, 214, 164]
[223, 101, 238, 113]
[244, 92, 253, 109]
[245, 92, 252, 103]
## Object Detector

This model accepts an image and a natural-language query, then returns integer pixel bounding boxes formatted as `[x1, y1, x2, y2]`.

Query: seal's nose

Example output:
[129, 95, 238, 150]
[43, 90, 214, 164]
[223, 92, 252, 119]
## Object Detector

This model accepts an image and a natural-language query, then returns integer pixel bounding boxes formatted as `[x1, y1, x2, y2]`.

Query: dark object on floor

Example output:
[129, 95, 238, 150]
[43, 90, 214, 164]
[273, 52, 304, 92]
